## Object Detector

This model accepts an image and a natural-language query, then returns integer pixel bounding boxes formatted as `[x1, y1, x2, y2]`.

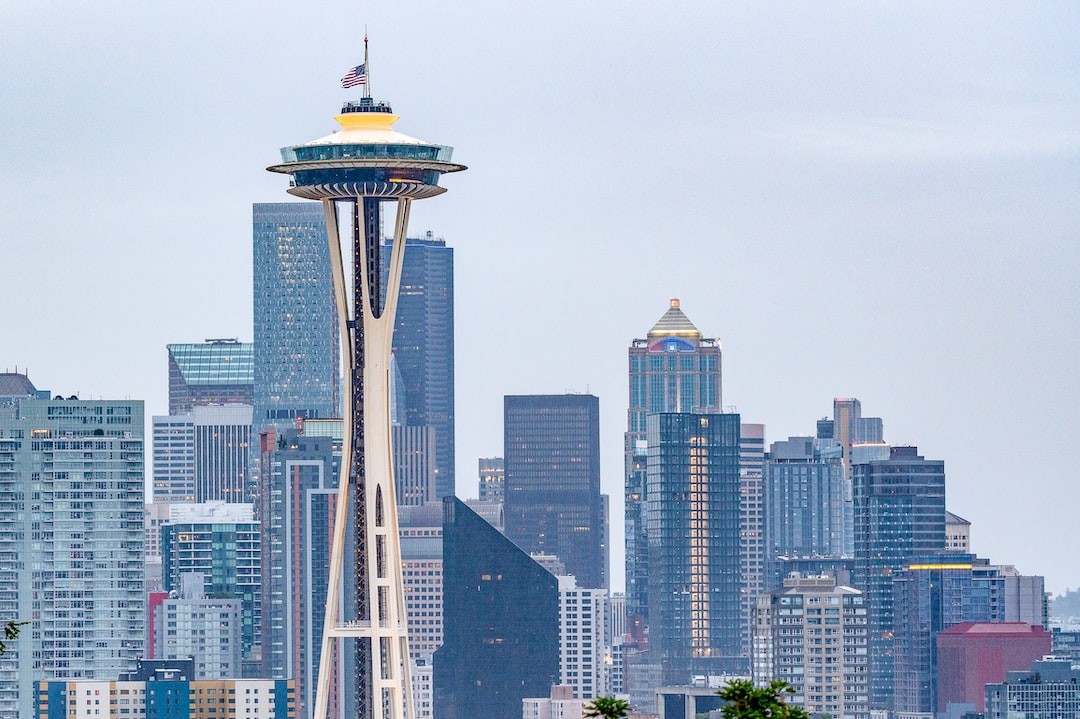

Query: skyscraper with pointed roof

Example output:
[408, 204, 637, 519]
[624, 298, 722, 630]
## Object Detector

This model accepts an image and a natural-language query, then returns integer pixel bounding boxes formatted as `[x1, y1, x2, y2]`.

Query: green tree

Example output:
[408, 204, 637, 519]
[0, 621, 28, 655]
[583, 696, 632, 719]
[716, 679, 810, 719]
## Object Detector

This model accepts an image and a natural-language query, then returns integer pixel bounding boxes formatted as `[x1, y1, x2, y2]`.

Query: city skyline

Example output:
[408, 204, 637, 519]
[2, 3, 1078, 596]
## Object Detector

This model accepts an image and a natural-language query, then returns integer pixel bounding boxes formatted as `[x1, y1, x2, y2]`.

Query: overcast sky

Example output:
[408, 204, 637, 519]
[2, 3, 1077, 595]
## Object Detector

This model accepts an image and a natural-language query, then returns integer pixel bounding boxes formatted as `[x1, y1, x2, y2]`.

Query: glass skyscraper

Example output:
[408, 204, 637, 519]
[0, 376, 145, 719]
[647, 412, 743, 684]
[381, 233, 455, 500]
[625, 299, 722, 628]
[434, 497, 559, 719]
[252, 202, 340, 434]
[503, 394, 604, 589]
[167, 339, 253, 414]
[851, 445, 946, 711]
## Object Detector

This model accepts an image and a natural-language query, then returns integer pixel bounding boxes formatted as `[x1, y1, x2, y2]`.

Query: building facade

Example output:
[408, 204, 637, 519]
[434, 498, 559, 719]
[159, 504, 260, 665]
[504, 394, 604, 589]
[477, 457, 504, 501]
[0, 379, 145, 719]
[984, 659, 1080, 718]
[252, 202, 340, 437]
[763, 436, 850, 592]
[381, 233, 455, 501]
[167, 339, 254, 414]
[153, 404, 253, 504]
[557, 576, 609, 700]
[625, 298, 722, 629]
[851, 445, 946, 711]
[647, 412, 744, 684]
[257, 427, 341, 719]
[936, 622, 1052, 715]
[752, 574, 869, 719]
[154, 573, 243, 680]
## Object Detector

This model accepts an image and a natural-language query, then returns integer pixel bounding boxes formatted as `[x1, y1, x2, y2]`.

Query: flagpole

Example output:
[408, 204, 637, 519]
[364, 33, 370, 99]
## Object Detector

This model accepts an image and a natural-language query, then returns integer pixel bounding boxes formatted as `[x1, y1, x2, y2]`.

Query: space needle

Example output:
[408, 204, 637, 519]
[268, 42, 465, 719]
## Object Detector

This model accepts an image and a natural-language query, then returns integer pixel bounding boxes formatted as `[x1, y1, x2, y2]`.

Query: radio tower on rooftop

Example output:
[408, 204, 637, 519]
[268, 38, 465, 719]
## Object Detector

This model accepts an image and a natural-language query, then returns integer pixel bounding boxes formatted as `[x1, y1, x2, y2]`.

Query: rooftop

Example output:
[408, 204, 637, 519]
[647, 298, 702, 340]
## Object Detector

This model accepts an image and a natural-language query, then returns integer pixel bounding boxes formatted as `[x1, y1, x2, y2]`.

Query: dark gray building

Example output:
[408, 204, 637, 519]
[434, 498, 559, 719]
[381, 233, 455, 500]
[503, 394, 604, 589]
[647, 412, 744, 684]
[763, 436, 850, 590]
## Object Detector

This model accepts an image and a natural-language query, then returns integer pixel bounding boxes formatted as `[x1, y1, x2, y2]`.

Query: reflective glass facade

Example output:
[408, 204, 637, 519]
[503, 394, 604, 589]
[380, 234, 455, 500]
[167, 340, 254, 414]
[647, 413, 743, 684]
[763, 436, 850, 590]
[252, 202, 340, 433]
[433, 498, 559, 719]
[851, 445, 945, 711]
[625, 300, 722, 628]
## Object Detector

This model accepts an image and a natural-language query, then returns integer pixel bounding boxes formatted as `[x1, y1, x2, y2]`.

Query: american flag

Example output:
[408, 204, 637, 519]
[341, 64, 367, 88]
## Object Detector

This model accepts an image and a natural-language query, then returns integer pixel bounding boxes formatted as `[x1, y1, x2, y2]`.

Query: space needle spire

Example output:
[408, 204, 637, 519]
[269, 42, 465, 719]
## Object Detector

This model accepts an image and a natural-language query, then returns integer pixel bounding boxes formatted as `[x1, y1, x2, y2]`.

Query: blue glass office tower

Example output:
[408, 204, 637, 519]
[851, 445, 945, 711]
[381, 233, 455, 500]
[625, 299, 722, 629]
[763, 436, 850, 590]
[252, 203, 340, 433]
[434, 497, 559, 719]
[504, 394, 604, 589]
[647, 413, 743, 684]
[890, 554, 991, 717]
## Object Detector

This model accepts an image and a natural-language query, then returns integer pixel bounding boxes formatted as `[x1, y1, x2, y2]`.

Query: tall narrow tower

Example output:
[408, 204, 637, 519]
[268, 65, 465, 719]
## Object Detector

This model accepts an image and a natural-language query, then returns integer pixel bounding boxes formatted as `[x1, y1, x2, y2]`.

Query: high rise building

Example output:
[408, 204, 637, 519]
[647, 412, 744, 685]
[154, 573, 243, 679]
[167, 339, 254, 414]
[257, 427, 340, 718]
[851, 445, 946, 711]
[477, 457, 504, 501]
[399, 502, 446, 660]
[392, 425, 437, 506]
[763, 436, 849, 590]
[434, 498, 559, 719]
[945, 511, 971, 552]
[739, 422, 766, 658]
[504, 394, 604, 589]
[159, 503, 261, 667]
[267, 82, 465, 719]
[625, 299, 722, 629]
[557, 576, 609, 699]
[890, 554, 993, 716]
[152, 404, 253, 503]
[252, 202, 340, 435]
[381, 233, 455, 500]
[0, 376, 145, 719]
[752, 574, 869, 719]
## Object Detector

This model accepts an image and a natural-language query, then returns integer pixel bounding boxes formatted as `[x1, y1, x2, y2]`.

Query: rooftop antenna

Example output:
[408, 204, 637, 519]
[364, 30, 371, 99]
